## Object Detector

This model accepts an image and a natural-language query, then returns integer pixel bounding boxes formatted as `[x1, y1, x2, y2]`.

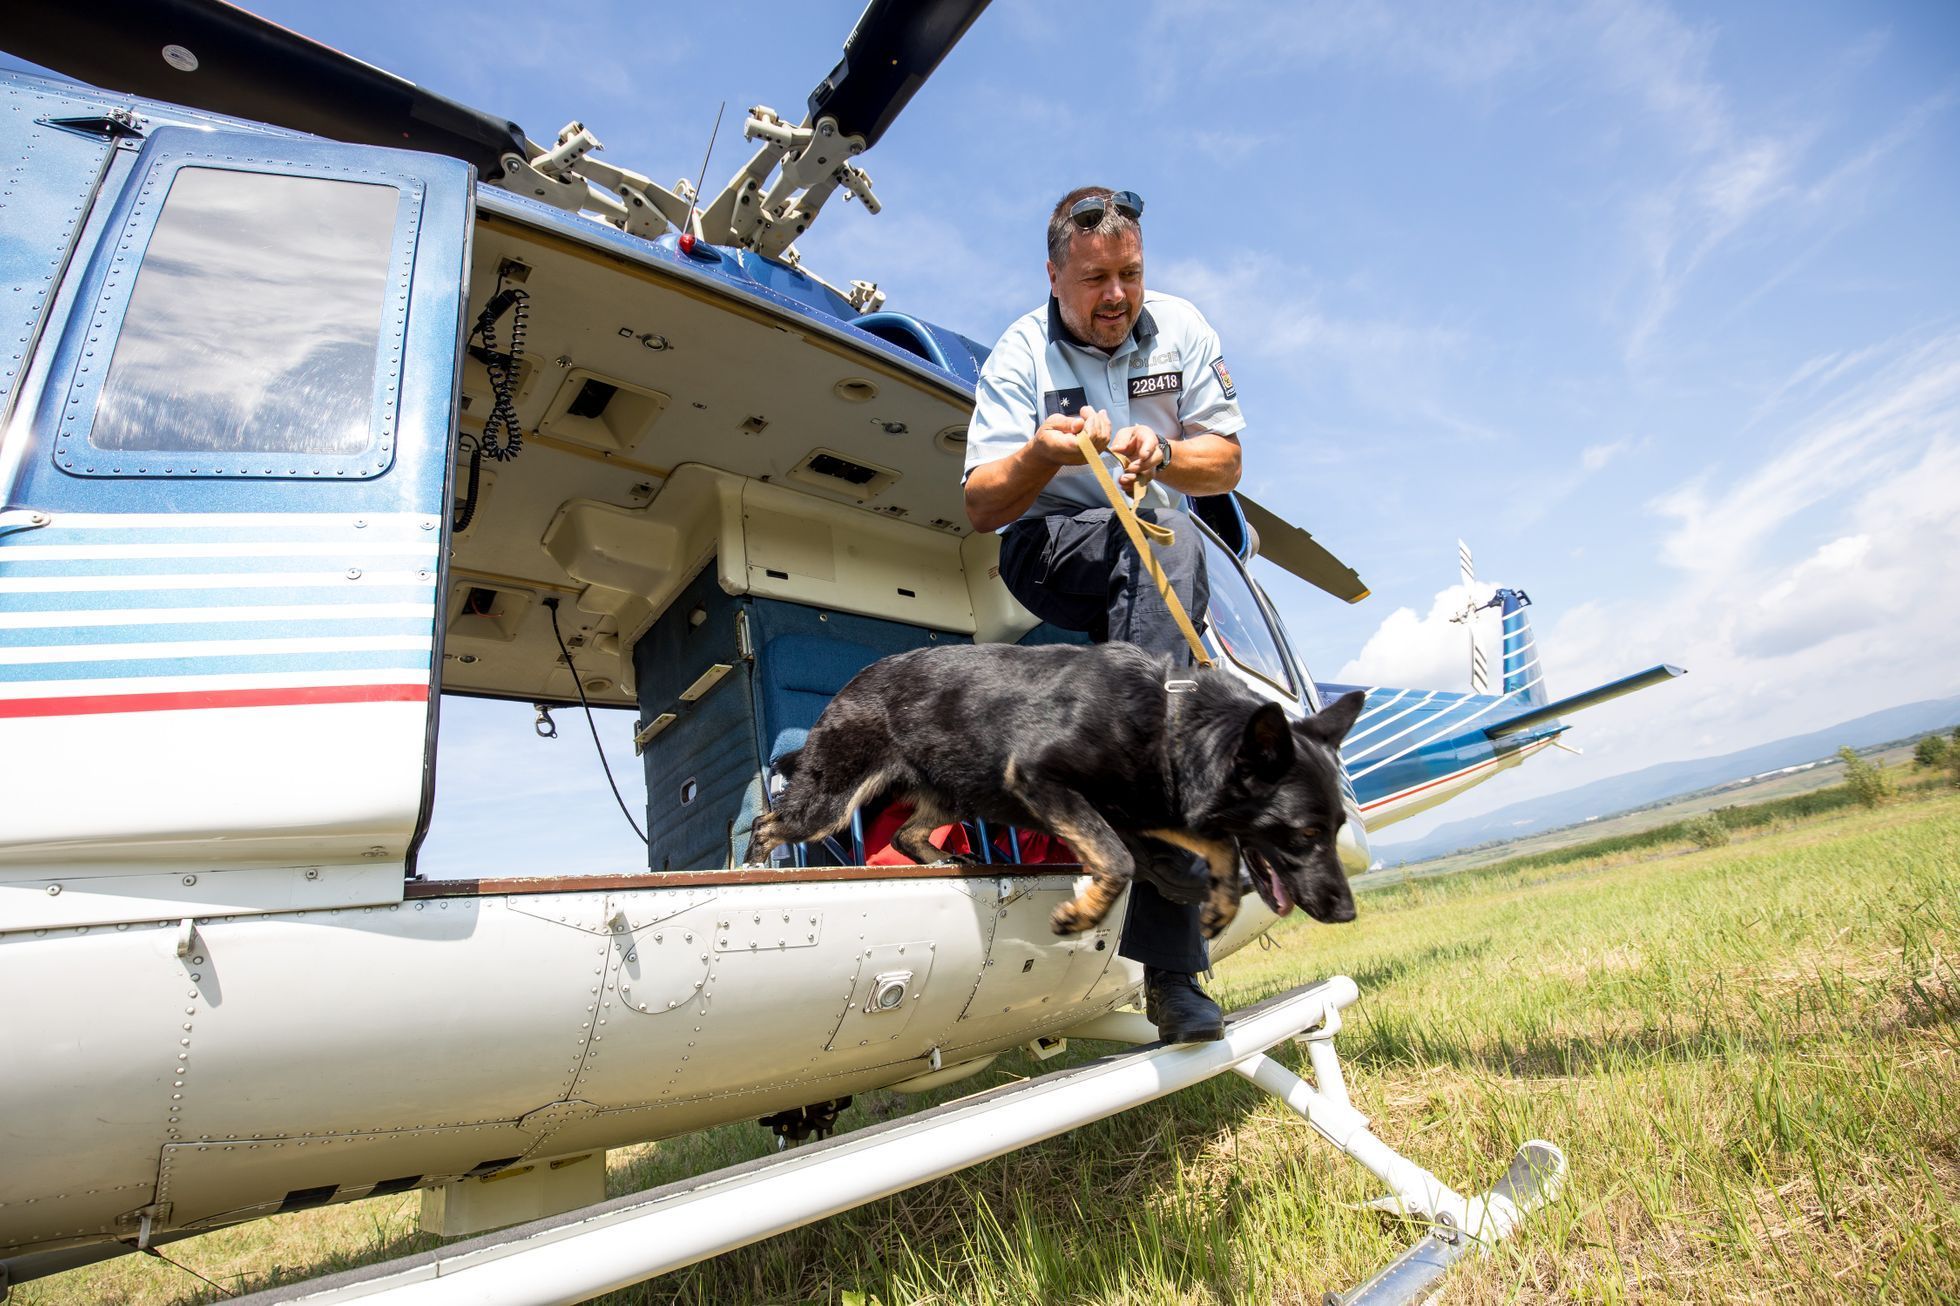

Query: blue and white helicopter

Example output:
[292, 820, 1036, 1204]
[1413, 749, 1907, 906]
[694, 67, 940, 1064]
[0, 2, 1680, 1300]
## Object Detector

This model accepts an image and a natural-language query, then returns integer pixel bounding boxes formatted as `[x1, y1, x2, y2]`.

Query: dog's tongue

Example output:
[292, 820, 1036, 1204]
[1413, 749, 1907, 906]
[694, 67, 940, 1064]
[1265, 864, 1294, 916]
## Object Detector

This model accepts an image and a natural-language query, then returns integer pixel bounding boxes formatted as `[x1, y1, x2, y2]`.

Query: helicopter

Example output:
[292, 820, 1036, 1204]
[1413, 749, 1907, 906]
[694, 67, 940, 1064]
[0, 1, 1682, 1299]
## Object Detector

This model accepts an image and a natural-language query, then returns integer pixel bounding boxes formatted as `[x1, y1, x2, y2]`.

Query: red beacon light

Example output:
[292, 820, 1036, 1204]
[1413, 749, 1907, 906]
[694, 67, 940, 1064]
[676, 232, 721, 263]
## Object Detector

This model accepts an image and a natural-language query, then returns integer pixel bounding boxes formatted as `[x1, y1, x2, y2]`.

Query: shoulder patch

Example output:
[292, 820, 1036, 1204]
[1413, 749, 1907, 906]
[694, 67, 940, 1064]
[1210, 358, 1237, 400]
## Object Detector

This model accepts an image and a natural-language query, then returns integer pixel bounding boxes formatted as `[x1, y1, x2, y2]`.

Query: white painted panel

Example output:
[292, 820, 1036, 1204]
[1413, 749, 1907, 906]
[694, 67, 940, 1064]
[0, 700, 429, 866]
[736, 479, 974, 633]
[826, 940, 939, 1052]
[161, 899, 607, 1140]
[0, 921, 195, 1246]
[0, 863, 405, 931]
[571, 880, 992, 1112]
[954, 878, 1117, 1047]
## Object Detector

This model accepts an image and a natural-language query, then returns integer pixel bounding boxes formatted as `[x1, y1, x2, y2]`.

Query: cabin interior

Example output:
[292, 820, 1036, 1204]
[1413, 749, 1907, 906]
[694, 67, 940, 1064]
[433, 210, 1303, 876]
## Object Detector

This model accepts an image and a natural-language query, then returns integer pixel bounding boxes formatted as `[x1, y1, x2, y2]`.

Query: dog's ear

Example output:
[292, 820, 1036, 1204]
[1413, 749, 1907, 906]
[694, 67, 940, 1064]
[1237, 701, 1295, 784]
[1303, 690, 1366, 746]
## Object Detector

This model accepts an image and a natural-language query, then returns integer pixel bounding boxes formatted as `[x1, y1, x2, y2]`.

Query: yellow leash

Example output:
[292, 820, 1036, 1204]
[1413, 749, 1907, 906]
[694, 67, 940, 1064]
[1073, 431, 1214, 668]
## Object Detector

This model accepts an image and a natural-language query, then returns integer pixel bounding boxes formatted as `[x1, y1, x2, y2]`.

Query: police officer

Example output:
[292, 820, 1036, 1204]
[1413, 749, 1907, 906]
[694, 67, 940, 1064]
[963, 185, 1246, 1043]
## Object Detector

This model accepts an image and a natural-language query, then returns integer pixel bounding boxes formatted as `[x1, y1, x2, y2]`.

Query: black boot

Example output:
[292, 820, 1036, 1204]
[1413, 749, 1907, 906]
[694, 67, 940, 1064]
[1143, 968, 1224, 1043]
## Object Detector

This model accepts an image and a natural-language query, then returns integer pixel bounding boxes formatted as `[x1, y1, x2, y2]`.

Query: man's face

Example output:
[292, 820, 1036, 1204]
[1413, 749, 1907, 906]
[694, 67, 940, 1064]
[1048, 228, 1144, 351]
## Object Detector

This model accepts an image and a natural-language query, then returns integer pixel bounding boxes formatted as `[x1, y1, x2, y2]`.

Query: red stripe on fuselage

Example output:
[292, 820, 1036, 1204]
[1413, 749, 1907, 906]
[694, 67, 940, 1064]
[0, 683, 429, 719]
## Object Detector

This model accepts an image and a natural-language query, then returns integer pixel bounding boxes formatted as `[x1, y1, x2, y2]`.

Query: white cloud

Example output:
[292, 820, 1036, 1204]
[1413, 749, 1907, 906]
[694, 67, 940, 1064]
[1756, 533, 1869, 609]
[1152, 253, 1490, 441]
[1653, 329, 1960, 577]
[1335, 581, 1500, 690]
[1800, 87, 1957, 212]
[1742, 341, 1889, 430]
[1509, 437, 1643, 528]
[1133, 0, 1820, 366]
[1368, 330, 1960, 849]
[1589, 0, 1729, 148]
[1560, 443, 1960, 755]
[1735, 436, 1960, 660]
[1698, 139, 1791, 222]
[1581, 440, 1629, 472]
[1620, 131, 1805, 362]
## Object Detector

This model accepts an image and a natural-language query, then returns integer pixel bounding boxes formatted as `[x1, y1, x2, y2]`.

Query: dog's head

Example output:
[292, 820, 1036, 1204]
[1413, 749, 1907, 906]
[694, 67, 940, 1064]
[1208, 691, 1366, 924]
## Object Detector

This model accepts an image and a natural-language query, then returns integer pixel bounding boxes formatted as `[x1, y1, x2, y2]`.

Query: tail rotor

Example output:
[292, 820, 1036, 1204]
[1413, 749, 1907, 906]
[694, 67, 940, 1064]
[1449, 539, 1497, 693]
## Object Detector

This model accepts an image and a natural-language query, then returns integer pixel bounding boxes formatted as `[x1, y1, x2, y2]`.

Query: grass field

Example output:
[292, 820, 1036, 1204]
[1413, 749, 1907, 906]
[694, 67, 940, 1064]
[1362, 736, 1935, 886]
[21, 777, 1959, 1304]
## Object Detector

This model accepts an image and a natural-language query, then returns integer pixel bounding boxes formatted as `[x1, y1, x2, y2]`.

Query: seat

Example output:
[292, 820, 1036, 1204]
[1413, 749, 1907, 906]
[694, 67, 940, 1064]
[633, 574, 1094, 870]
[634, 572, 973, 870]
[739, 601, 966, 866]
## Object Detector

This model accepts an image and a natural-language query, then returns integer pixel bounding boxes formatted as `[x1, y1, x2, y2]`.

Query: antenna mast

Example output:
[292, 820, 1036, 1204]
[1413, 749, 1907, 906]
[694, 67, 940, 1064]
[683, 101, 727, 240]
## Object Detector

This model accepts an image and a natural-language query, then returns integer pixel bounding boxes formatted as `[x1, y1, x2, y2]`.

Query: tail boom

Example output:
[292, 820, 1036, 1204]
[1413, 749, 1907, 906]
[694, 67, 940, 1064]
[1486, 664, 1684, 739]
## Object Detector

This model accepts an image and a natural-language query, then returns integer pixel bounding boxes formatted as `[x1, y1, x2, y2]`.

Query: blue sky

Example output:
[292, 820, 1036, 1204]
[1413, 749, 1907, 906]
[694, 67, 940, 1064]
[13, 1, 1957, 868]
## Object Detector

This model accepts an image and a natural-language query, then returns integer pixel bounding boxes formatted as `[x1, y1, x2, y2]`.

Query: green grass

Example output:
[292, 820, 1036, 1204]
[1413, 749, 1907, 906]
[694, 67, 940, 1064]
[1362, 768, 1954, 892]
[22, 784, 1960, 1304]
[1371, 737, 1952, 885]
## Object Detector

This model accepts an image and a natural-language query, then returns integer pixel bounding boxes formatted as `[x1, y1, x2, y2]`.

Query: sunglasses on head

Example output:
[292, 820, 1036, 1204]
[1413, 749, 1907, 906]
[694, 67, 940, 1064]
[1067, 190, 1145, 231]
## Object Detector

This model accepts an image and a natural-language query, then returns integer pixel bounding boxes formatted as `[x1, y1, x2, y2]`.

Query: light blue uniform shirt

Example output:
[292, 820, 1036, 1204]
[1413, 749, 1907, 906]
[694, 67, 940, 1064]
[964, 290, 1245, 528]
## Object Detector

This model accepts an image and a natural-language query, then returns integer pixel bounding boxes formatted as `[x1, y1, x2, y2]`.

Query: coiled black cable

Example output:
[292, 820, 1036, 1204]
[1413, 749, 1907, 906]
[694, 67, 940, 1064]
[476, 287, 528, 463]
[453, 433, 484, 534]
[453, 283, 529, 533]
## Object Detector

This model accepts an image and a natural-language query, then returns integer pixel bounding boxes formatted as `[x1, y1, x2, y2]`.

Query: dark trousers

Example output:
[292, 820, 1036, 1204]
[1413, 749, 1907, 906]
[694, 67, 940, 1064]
[998, 506, 1211, 974]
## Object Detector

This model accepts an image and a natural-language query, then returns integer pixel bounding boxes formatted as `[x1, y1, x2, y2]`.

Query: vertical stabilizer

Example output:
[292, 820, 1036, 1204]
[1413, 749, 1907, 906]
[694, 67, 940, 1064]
[1496, 589, 1546, 707]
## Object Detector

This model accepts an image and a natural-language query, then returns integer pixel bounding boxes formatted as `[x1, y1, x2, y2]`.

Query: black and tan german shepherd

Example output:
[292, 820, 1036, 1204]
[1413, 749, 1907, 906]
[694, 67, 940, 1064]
[745, 642, 1365, 938]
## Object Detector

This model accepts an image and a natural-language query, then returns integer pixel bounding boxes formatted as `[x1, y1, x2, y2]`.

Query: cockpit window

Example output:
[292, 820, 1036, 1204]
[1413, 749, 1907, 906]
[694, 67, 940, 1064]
[55, 165, 411, 477]
[1201, 529, 1296, 693]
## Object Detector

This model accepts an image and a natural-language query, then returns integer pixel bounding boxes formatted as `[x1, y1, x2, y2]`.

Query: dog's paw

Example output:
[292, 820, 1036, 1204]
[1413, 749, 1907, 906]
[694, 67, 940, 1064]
[1199, 897, 1239, 940]
[1050, 898, 1098, 936]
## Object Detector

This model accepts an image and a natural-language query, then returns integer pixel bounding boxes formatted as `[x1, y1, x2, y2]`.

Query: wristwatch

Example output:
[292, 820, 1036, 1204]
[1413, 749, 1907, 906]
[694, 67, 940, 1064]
[1157, 438, 1174, 471]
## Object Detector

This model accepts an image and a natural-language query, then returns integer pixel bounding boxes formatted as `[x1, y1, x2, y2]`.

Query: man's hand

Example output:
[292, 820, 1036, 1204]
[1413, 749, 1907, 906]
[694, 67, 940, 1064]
[965, 407, 1114, 532]
[1109, 423, 1164, 492]
[1029, 410, 1107, 466]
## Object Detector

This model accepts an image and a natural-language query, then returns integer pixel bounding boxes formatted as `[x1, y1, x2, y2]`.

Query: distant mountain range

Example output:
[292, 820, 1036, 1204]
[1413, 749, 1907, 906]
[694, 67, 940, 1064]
[1374, 694, 1960, 865]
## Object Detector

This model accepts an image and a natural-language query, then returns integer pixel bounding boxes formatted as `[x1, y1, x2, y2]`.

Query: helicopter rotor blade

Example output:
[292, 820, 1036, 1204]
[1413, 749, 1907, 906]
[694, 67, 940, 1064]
[5, 0, 527, 178]
[1237, 496, 1369, 605]
[806, 0, 993, 150]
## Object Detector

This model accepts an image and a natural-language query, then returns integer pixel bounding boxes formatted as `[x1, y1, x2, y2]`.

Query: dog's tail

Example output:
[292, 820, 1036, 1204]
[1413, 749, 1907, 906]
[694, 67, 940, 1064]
[771, 748, 803, 781]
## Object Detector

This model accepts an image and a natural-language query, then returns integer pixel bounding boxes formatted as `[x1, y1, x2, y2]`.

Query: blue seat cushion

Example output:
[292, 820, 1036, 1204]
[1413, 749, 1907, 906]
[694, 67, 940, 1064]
[745, 600, 969, 767]
[754, 631, 890, 763]
[1016, 620, 1092, 647]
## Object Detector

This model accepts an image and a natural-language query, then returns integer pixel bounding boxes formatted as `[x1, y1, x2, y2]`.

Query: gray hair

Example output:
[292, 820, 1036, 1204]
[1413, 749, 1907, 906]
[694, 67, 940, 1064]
[1046, 185, 1141, 267]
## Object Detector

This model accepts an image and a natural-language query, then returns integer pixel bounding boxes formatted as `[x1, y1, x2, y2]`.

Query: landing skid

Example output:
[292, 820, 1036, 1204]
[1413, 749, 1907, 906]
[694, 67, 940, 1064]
[1071, 987, 1566, 1305]
[227, 977, 1562, 1305]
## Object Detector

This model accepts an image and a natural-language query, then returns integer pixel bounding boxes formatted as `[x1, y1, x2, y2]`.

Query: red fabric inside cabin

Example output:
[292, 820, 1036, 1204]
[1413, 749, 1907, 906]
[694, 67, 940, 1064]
[861, 803, 1078, 866]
